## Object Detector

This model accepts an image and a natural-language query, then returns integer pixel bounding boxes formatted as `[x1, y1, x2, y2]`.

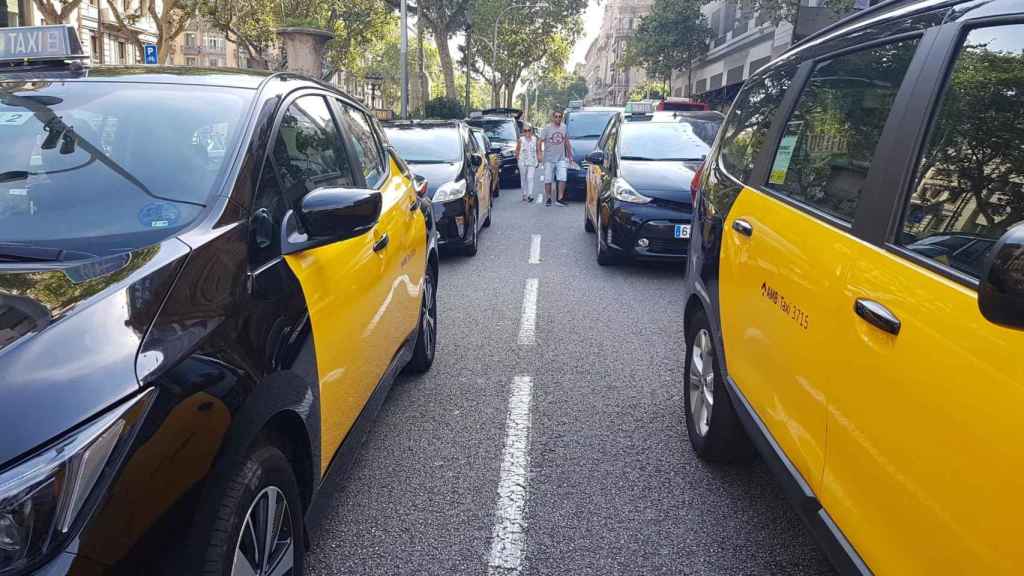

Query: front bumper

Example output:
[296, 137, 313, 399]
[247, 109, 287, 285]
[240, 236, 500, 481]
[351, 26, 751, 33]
[432, 199, 471, 247]
[604, 200, 692, 260]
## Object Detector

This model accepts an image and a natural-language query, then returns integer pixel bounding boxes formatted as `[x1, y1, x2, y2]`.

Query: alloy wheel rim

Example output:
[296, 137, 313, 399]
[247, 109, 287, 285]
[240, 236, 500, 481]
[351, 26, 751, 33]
[688, 329, 715, 437]
[422, 273, 436, 358]
[232, 486, 294, 576]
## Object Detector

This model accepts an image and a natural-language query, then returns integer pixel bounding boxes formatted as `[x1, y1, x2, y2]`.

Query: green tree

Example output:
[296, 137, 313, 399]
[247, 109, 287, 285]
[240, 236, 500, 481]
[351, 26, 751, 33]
[425, 96, 466, 118]
[526, 71, 587, 120]
[624, 0, 710, 95]
[416, 0, 473, 99]
[202, 0, 278, 68]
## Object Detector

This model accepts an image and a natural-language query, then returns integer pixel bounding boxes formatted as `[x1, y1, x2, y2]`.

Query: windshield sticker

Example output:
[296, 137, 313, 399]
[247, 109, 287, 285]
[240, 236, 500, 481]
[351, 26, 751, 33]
[139, 203, 181, 229]
[0, 112, 32, 126]
[769, 134, 799, 185]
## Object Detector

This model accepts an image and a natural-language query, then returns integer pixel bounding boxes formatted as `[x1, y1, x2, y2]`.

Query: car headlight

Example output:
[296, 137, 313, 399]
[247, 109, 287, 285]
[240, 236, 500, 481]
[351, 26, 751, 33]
[0, 390, 153, 574]
[434, 180, 467, 203]
[612, 178, 652, 204]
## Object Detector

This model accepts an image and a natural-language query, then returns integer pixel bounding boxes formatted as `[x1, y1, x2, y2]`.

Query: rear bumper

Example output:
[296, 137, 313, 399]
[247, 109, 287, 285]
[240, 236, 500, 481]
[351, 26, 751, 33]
[605, 201, 692, 260]
[566, 167, 587, 196]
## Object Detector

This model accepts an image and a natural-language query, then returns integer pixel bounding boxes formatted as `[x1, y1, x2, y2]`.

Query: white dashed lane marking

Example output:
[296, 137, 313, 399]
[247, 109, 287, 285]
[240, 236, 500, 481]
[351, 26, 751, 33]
[517, 279, 539, 346]
[529, 234, 541, 264]
[487, 375, 534, 576]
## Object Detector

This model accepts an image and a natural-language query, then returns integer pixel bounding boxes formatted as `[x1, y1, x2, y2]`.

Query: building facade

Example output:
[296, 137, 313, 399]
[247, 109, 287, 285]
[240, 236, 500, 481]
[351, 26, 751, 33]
[581, 0, 654, 106]
[169, 18, 243, 68]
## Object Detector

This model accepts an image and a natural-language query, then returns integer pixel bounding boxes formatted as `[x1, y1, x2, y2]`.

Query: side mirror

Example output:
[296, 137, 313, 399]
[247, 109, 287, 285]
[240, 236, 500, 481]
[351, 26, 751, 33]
[282, 187, 381, 255]
[470, 153, 484, 168]
[413, 174, 429, 197]
[586, 150, 606, 167]
[979, 224, 1024, 329]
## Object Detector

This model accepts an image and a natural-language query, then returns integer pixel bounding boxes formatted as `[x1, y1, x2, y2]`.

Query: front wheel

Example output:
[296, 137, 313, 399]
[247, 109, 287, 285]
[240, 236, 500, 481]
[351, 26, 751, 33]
[196, 444, 305, 576]
[596, 214, 616, 266]
[406, 263, 437, 373]
[584, 207, 595, 233]
[463, 210, 479, 257]
[683, 310, 753, 463]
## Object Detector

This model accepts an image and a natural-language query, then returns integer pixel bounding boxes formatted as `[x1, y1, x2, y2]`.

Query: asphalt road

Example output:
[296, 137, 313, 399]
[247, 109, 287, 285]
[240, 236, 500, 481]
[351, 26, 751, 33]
[306, 178, 836, 576]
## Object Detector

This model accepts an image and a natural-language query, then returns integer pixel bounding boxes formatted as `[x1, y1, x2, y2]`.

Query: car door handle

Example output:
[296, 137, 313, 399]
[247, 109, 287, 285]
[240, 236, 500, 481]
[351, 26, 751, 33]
[854, 298, 901, 336]
[373, 233, 390, 252]
[732, 219, 753, 237]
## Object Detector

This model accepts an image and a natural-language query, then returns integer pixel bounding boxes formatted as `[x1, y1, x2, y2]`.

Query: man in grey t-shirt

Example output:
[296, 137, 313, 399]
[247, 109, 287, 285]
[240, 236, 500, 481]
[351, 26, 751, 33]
[537, 110, 574, 206]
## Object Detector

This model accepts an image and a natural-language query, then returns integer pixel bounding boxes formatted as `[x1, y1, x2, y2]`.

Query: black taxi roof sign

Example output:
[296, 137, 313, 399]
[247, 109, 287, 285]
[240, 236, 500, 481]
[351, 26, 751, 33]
[0, 25, 86, 64]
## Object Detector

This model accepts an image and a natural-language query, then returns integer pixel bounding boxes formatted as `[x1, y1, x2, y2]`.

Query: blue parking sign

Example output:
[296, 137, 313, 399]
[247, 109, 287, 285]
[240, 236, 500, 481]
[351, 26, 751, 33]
[143, 44, 157, 64]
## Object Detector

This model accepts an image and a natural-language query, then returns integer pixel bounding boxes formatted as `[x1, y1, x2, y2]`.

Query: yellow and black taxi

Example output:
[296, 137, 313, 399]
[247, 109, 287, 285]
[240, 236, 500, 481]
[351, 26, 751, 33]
[384, 120, 492, 256]
[466, 108, 521, 188]
[584, 108, 721, 265]
[0, 25, 438, 576]
[685, 0, 1024, 574]
[563, 105, 621, 200]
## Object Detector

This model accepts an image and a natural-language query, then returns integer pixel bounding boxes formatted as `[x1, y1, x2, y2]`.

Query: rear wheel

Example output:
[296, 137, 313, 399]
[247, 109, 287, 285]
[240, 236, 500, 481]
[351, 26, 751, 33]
[463, 209, 479, 257]
[584, 206, 595, 233]
[683, 310, 753, 462]
[406, 263, 437, 373]
[196, 444, 304, 576]
[483, 203, 492, 228]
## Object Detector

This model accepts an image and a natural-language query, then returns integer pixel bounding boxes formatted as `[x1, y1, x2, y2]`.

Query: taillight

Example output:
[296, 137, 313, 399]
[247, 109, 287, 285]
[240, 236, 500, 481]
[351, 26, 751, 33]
[690, 164, 704, 205]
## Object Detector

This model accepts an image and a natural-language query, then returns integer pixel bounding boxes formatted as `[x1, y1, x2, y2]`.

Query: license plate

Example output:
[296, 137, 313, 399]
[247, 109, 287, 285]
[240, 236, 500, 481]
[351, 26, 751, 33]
[674, 224, 691, 239]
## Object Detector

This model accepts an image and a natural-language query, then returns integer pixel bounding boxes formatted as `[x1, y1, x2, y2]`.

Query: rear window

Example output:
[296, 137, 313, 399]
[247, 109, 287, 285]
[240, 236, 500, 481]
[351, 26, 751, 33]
[385, 126, 462, 163]
[467, 119, 516, 143]
[0, 81, 252, 255]
[566, 111, 616, 139]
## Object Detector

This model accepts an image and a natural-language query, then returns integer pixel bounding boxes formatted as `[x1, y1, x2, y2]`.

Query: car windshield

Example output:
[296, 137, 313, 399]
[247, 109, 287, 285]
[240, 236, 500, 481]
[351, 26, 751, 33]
[566, 111, 616, 139]
[467, 119, 516, 143]
[385, 127, 462, 163]
[619, 121, 714, 161]
[0, 81, 252, 256]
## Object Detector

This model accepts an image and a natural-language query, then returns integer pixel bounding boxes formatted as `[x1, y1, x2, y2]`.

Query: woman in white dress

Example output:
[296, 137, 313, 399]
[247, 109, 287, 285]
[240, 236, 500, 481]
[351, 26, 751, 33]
[515, 125, 539, 202]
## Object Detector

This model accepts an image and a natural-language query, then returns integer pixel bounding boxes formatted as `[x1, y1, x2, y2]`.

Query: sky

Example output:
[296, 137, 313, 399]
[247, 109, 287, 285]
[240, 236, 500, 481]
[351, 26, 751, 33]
[568, 0, 605, 71]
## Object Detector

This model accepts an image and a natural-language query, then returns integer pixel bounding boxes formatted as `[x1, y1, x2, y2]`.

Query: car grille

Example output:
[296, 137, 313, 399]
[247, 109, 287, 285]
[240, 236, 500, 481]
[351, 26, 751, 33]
[647, 238, 688, 255]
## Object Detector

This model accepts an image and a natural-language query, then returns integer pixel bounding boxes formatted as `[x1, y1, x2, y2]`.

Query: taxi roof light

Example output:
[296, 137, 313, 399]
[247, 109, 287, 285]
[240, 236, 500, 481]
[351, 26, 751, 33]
[0, 25, 87, 66]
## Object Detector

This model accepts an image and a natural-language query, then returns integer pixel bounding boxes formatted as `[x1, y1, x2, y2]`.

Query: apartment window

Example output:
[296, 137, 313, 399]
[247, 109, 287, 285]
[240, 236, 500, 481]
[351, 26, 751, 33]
[89, 0, 98, 6]
[90, 36, 99, 60]
[123, 0, 129, 11]
[726, 65, 744, 86]
[709, 73, 723, 90]
[695, 78, 707, 94]
[118, 41, 126, 64]
[749, 56, 771, 75]
[206, 36, 219, 50]
[185, 33, 196, 48]
[208, 57, 219, 67]
[186, 56, 197, 66]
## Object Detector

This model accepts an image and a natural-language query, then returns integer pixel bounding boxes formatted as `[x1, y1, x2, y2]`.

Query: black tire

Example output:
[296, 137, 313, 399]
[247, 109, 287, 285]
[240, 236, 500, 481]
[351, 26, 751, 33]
[584, 207, 595, 233]
[596, 213, 616, 266]
[196, 444, 305, 576]
[406, 263, 437, 373]
[483, 205, 492, 228]
[683, 310, 753, 463]
[463, 210, 479, 257]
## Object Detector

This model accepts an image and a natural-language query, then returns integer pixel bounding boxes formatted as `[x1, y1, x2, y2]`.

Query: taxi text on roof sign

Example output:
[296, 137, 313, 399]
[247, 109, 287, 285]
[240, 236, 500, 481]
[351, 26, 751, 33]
[0, 25, 86, 63]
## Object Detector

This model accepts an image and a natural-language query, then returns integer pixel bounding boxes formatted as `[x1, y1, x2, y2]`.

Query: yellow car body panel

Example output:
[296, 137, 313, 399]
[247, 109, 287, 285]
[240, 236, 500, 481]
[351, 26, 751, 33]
[820, 239, 1024, 575]
[285, 157, 425, 475]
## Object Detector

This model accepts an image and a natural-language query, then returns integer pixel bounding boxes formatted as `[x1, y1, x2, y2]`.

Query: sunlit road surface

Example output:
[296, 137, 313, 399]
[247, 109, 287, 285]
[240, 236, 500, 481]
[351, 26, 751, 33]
[306, 177, 836, 576]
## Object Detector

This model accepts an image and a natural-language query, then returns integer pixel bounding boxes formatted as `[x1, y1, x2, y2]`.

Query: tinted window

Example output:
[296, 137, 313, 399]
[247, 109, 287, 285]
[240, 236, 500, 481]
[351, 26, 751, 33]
[718, 65, 796, 184]
[0, 82, 251, 254]
[339, 104, 386, 188]
[273, 96, 354, 207]
[619, 122, 713, 162]
[472, 131, 487, 151]
[767, 39, 919, 222]
[900, 25, 1024, 278]
[566, 111, 617, 139]
[385, 127, 462, 164]
[467, 119, 516, 143]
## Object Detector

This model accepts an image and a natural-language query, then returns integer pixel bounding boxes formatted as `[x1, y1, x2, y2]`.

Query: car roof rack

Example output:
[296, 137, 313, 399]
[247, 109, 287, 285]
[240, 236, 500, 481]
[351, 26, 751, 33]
[0, 25, 88, 71]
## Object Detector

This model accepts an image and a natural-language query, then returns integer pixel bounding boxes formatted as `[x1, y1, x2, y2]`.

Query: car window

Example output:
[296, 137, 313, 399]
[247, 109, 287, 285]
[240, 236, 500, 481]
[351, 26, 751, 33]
[566, 112, 616, 139]
[0, 82, 251, 255]
[898, 24, 1024, 280]
[766, 38, 919, 222]
[468, 118, 516, 143]
[252, 95, 353, 262]
[718, 65, 796, 185]
[386, 127, 462, 164]
[338, 103, 386, 188]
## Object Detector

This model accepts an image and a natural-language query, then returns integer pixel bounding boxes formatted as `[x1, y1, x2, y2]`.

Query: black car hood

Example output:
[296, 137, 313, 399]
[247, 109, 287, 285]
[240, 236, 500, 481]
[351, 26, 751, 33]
[0, 240, 188, 465]
[571, 139, 600, 164]
[619, 160, 696, 204]
[409, 162, 462, 197]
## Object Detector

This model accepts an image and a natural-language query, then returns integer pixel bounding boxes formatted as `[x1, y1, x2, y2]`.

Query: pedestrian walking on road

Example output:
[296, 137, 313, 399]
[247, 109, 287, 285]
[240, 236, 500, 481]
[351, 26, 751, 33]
[515, 125, 539, 202]
[538, 110, 574, 207]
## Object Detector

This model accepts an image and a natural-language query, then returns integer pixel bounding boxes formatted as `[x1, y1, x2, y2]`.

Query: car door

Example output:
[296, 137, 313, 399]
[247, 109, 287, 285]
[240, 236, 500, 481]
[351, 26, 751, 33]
[260, 92, 385, 474]
[466, 126, 491, 218]
[587, 120, 612, 225]
[719, 38, 922, 494]
[335, 101, 423, 363]
[592, 120, 619, 226]
[822, 23, 1024, 574]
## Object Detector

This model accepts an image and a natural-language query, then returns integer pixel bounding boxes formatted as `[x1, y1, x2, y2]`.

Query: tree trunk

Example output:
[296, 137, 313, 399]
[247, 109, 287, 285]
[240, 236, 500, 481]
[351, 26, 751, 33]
[430, 22, 457, 99]
[687, 59, 693, 98]
[31, 0, 61, 24]
[418, 19, 427, 114]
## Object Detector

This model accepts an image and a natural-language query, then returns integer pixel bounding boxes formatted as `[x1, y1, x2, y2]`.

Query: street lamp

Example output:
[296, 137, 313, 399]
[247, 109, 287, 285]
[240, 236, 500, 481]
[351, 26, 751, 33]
[492, 2, 547, 107]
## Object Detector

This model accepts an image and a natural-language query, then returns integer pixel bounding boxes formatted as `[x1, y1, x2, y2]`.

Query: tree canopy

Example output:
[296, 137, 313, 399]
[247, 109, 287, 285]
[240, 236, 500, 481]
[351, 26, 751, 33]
[625, 0, 710, 92]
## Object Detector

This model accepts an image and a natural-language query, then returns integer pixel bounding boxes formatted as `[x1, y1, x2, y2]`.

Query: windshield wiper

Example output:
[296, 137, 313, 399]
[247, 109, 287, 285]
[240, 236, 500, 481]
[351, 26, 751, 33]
[621, 155, 656, 161]
[0, 243, 64, 262]
[408, 160, 454, 164]
[572, 134, 603, 139]
[0, 170, 29, 183]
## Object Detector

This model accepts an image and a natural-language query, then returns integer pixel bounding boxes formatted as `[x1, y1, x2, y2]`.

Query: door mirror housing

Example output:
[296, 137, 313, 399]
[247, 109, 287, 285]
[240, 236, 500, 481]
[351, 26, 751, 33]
[470, 153, 484, 168]
[979, 223, 1024, 329]
[282, 187, 381, 255]
[586, 150, 606, 167]
[413, 174, 429, 197]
